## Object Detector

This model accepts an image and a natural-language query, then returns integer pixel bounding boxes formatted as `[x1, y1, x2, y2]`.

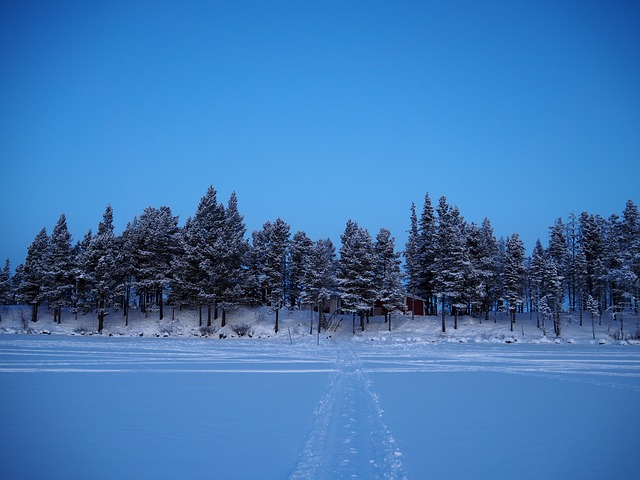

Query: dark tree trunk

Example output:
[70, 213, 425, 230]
[198, 305, 202, 327]
[124, 283, 129, 319]
[275, 307, 279, 333]
[207, 304, 212, 327]
[158, 287, 164, 320]
[221, 308, 226, 328]
[310, 305, 314, 335]
[140, 291, 145, 314]
[620, 313, 624, 339]
[441, 295, 446, 333]
[124, 284, 130, 326]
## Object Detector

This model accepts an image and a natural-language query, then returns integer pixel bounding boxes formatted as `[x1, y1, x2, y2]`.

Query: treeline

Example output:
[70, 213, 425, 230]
[0, 187, 638, 337]
[404, 194, 640, 336]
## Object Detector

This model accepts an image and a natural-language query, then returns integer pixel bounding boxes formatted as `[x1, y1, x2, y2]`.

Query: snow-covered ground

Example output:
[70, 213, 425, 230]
[1, 304, 638, 345]
[1, 307, 639, 479]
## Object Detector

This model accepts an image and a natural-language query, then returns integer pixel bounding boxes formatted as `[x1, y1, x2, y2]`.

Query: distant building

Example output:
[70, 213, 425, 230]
[404, 294, 426, 316]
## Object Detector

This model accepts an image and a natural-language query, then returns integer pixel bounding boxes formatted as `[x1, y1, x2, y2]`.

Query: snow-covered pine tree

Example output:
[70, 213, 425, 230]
[565, 212, 580, 313]
[434, 197, 471, 331]
[579, 212, 606, 320]
[586, 294, 600, 339]
[129, 206, 180, 321]
[574, 245, 588, 327]
[418, 193, 437, 315]
[476, 218, 500, 321]
[374, 228, 404, 330]
[191, 186, 226, 326]
[118, 219, 139, 324]
[170, 217, 204, 322]
[338, 220, 376, 332]
[404, 202, 421, 317]
[218, 192, 249, 326]
[72, 229, 93, 319]
[620, 200, 640, 315]
[0, 259, 12, 319]
[547, 217, 571, 335]
[529, 239, 546, 329]
[572, 218, 589, 327]
[543, 257, 563, 336]
[302, 238, 337, 333]
[86, 205, 119, 333]
[45, 214, 74, 323]
[11, 264, 23, 307]
[17, 228, 49, 322]
[504, 233, 526, 332]
[245, 229, 267, 308]
[602, 203, 639, 335]
[548, 217, 568, 311]
[465, 222, 483, 318]
[254, 218, 290, 333]
[493, 236, 507, 321]
[289, 231, 314, 310]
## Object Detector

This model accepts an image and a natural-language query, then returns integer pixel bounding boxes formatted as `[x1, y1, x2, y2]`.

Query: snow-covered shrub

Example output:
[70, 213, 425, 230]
[199, 325, 217, 337]
[231, 323, 253, 337]
[73, 326, 88, 335]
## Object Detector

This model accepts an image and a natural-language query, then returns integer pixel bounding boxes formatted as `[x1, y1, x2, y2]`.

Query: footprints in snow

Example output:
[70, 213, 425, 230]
[290, 346, 409, 480]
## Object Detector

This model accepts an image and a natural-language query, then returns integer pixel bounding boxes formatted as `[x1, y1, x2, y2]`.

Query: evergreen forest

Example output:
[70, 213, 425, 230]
[1, 187, 638, 337]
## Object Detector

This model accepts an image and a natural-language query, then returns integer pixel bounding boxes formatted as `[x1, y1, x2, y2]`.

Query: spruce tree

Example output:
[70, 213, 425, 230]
[543, 257, 563, 336]
[404, 202, 421, 312]
[302, 238, 337, 333]
[529, 239, 546, 328]
[374, 228, 404, 330]
[218, 192, 249, 326]
[547, 217, 569, 334]
[418, 193, 437, 315]
[192, 186, 226, 326]
[0, 259, 11, 320]
[257, 218, 290, 333]
[620, 200, 640, 314]
[87, 205, 118, 333]
[477, 218, 500, 321]
[129, 206, 180, 321]
[18, 228, 49, 322]
[504, 233, 526, 331]
[72, 229, 93, 318]
[171, 217, 204, 322]
[45, 214, 74, 323]
[579, 212, 606, 317]
[338, 220, 376, 332]
[565, 212, 580, 312]
[434, 197, 471, 331]
[289, 231, 314, 310]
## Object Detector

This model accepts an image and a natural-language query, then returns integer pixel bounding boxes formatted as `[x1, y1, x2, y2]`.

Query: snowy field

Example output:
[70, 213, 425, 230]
[1, 324, 639, 480]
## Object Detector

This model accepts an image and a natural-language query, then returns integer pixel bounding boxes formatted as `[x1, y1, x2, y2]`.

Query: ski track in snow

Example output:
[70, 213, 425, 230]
[290, 345, 409, 480]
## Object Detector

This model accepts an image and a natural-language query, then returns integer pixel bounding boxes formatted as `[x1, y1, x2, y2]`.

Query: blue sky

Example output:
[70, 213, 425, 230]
[1, 0, 639, 270]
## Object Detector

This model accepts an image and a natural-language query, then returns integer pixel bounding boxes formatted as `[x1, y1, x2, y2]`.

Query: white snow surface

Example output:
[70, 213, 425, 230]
[1, 307, 639, 479]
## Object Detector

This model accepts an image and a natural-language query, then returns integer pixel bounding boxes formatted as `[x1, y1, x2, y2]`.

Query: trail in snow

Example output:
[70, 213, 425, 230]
[290, 344, 409, 480]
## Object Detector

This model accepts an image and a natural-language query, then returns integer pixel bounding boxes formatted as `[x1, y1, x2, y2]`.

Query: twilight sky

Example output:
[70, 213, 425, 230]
[1, 0, 639, 270]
